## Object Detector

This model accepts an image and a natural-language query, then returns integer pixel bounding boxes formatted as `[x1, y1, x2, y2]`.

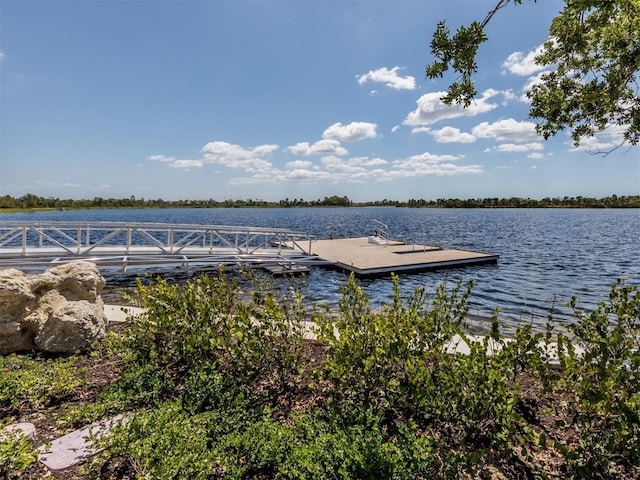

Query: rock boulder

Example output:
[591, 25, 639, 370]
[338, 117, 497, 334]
[0, 262, 107, 354]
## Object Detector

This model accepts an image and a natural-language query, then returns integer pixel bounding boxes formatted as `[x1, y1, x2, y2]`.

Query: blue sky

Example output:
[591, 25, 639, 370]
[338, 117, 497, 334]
[1, 0, 638, 202]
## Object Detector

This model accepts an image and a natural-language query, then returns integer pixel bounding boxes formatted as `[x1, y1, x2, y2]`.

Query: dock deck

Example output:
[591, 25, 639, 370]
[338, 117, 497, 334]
[307, 237, 498, 277]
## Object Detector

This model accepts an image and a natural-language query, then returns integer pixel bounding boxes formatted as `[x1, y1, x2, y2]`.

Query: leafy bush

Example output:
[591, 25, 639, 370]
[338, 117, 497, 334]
[314, 274, 547, 455]
[104, 401, 216, 479]
[97, 271, 639, 479]
[314, 274, 471, 410]
[0, 429, 38, 476]
[116, 269, 308, 405]
[553, 280, 640, 478]
[0, 354, 83, 410]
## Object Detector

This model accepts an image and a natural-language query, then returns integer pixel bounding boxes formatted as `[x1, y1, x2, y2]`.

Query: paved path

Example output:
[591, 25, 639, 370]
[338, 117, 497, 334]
[37, 415, 127, 472]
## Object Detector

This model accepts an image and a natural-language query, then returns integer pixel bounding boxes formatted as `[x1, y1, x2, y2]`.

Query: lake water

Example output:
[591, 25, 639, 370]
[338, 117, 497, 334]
[2, 207, 638, 332]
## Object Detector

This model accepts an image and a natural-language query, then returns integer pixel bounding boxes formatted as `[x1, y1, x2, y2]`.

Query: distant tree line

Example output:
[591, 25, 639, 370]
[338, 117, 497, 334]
[0, 193, 638, 211]
[404, 195, 640, 208]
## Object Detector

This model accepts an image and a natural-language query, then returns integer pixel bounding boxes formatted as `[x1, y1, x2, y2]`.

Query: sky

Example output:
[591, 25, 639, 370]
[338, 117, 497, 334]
[1, 0, 638, 203]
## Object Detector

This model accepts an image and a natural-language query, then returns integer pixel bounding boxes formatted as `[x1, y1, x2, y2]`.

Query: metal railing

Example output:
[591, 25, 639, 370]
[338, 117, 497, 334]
[0, 221, 322, 274]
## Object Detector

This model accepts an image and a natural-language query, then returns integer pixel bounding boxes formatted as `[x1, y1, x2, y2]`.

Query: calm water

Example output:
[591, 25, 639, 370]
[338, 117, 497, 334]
[2, 207, 639, 332]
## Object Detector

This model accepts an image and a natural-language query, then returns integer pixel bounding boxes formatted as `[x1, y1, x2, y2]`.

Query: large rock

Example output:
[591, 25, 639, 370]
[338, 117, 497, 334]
[0, 262, 107, 354]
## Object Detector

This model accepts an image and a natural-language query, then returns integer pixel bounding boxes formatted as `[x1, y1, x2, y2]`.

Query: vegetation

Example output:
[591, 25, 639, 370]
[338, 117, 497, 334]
[1, 270, 638, 479]
[427, 0, 640, 149]
[1, 193, 638, 212]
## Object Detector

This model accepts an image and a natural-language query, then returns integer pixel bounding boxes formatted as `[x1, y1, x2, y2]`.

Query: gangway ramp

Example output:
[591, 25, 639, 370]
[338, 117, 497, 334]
[0, 221, 325, 275]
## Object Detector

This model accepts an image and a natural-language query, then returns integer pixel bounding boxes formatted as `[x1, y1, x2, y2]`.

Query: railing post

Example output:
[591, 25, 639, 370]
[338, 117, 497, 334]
[126, 227, 132, 255]
[77, 227, 82, 255]
[22, 226, 27, 255]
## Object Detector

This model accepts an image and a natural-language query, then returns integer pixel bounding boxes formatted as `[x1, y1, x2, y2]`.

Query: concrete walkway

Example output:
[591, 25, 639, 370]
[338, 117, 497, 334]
[1, 416, 126, 473]
[37, 415, 127, 472]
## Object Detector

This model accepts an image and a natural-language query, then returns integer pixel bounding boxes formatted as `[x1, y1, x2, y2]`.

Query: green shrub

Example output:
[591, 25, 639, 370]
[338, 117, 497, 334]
[554, 280, 640, 478]
[314, 274, 471, 410]
[119, 270, 308, 402]
[0, 429, 38, 476]
[102, 401, 216, 479]
[279, 408, 471, 480]
[98, 271, 639, 479]
[0, 354, 83, 410]
[212, 416, 294, 479]
[315, 275, 532, 445]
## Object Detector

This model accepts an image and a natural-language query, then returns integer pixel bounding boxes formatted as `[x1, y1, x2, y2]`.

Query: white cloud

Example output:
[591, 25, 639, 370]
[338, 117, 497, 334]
[229, 172, 279, 185]
[358, 157, 387, 167]
[389, 152, 483, 178]
[391, 125, 400, 133]
[520, 70, 550, 102]
[286, 139, 348, 156]
[201, 141, 276, 170]
[63, 183, 81, 188]
[472, 118, 540, 142]
[286, 160, 314, 169]
[502, 89, 518, 105]
[428, 126, 476, 144]
[566, 123, 629, 152]
[502, 44, 545, 76]
[151, 137, 480, 189]
[566, 136, 615, 152]
[320, 155, 387, 173]
[322, 156, 367, 173]
[148, 154, 175, 162]
[484, 142, 544, 153]
[322, 122, 378, 142]
[403, 89, 500, 126]
[387, 162, 483, 178]
[0, 52, 5, 65]
[357, 66, 416, 90]
[169, 159, 204, 168]
[393, 152, 465, 169]
[284, 169, 333, 181]
[150, 154, 203, 169]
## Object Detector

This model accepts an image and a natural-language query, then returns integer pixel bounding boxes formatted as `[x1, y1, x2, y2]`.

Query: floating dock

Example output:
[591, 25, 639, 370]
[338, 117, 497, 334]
[0, 221, 498, 277]
[307, 237, 498, 277]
